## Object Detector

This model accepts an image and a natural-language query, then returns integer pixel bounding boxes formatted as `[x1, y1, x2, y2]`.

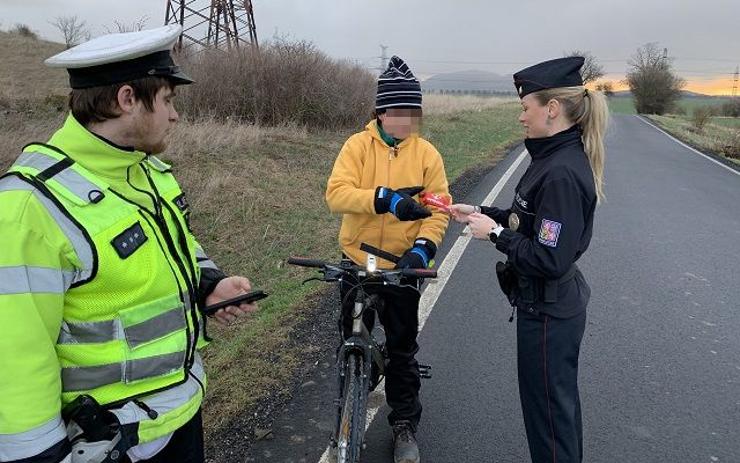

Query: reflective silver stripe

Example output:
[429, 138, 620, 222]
[111, 353, 205, 425]
[0, 265, 74, 295]
[128, 351, 186, 383]
[125, 306, 186, 348]
[0, 414, 68, 461]
[14, 152, 103, 204]
[58, 319, 119, 344]
[61, 351, 186, 392]
[62, 362, 123, 392]
[58, 305, 186, 345]
[13, 151, 58, 172]
[146, 156, 170, 172]
[195, 246, 219, 271]
[198, 259, 219, 270]
[0, 176, 94, 283]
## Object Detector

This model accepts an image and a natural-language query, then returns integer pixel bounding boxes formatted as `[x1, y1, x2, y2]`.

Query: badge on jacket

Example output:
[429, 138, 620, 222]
[111, 222, 148, 259]
[538, 219, 562, 248]
[173, 193, 192, 229]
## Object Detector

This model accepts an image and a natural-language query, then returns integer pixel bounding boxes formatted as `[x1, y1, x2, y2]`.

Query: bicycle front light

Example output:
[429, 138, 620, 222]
[366, 254, 377, 273]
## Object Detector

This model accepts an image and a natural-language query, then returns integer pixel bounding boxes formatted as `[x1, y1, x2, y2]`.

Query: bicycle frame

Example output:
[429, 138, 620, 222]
[287, 245, 437, 462]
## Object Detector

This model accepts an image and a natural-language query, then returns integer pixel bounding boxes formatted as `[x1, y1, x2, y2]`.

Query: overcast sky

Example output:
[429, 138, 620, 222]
[2, 0, 738, 93]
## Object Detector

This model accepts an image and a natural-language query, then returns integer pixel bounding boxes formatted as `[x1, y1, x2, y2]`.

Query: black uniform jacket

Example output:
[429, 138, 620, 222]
[483, 125, 597, 318]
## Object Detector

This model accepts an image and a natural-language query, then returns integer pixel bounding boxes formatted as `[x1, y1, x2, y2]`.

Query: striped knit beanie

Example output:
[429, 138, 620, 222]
[376, 56, 422, 110]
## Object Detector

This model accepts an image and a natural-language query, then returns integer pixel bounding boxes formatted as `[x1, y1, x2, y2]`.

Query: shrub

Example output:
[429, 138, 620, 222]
[716, 130, 740, 159]
[177, 40, 376, 129]
[12, 23, 37, 40]
[691, 106, 713, 132]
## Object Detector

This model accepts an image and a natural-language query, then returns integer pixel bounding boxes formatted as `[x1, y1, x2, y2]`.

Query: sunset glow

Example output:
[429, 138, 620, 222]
[592, 75, 736, 96]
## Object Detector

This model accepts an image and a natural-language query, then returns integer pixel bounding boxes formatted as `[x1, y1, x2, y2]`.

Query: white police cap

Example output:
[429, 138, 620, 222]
[45, 24, 194, 89]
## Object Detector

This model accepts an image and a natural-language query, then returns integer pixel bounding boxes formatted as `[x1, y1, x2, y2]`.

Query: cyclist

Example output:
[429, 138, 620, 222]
[325, 56, 451, 463]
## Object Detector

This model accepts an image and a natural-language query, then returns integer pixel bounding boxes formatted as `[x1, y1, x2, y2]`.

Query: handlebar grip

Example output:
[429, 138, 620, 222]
[401, 268, 438, 278]
[287, 257, 326, 268]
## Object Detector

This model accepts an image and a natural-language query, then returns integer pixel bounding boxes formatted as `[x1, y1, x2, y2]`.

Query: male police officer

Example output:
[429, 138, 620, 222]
[0, 25, 257, 463]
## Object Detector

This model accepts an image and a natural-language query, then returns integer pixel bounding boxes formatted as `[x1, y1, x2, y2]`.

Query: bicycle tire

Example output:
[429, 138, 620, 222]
[335, 353, 369, 463]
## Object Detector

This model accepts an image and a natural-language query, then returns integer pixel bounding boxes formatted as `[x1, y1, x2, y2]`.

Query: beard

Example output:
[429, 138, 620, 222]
[132, 113, 169, 154]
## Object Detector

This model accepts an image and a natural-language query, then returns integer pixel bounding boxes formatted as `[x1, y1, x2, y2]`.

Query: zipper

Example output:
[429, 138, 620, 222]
[110, 184, 196, 376]
[378, 145, 394, 253]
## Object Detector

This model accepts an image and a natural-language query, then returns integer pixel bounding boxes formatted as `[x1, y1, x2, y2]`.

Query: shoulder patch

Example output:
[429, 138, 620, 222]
[538, 219, 562, 248]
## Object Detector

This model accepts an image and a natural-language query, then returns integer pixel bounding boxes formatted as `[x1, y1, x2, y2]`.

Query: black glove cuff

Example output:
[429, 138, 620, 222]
[414, 237, 437, 259]
[198, 268, 228, 310]
[374, 186, 390, 214]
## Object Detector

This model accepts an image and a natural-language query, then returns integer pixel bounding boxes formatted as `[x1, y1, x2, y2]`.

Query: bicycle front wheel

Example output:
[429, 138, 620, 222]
[335, 353, 368, 463]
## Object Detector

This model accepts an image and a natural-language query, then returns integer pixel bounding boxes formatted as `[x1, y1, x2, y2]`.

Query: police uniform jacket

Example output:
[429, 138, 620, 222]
[484, 125, 596, 318]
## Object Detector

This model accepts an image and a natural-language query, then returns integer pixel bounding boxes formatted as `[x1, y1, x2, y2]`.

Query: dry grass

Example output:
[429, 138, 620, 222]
[0, 31, 67, 101]
[0, 110, 66, 171]
[648, 114, 740, 162]
[423, 94, 517, 115]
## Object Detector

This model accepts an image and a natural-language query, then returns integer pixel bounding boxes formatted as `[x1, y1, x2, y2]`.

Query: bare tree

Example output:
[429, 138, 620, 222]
[105, 15, 149, 34]
[565, 50, 604, 84]
[625, 42, 685, 115]
[595, 81, 615, 98]
[50, 16, 90, 48]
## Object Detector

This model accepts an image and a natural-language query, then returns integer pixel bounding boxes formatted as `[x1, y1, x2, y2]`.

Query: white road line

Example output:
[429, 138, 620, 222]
[317, 149, 529, 463]
[636, 115, 740, 177]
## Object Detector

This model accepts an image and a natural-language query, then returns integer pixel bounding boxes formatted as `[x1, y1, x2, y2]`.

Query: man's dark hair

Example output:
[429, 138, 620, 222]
[69, 77, 174, 126]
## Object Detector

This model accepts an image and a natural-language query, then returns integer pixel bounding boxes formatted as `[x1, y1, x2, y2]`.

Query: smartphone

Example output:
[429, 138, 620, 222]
[201, 289, 268, 317]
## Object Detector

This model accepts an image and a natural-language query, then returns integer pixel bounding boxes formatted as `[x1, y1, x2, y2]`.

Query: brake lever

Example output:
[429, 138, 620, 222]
[383, 273, 403, 285]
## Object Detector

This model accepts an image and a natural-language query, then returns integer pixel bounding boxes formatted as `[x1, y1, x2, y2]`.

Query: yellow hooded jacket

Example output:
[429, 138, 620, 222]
[326, 120, 451, 268]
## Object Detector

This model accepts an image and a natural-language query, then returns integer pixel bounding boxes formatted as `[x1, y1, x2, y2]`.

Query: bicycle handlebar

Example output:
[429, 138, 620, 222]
[287, 257, 326, 268]
[287, 253, 437, 279]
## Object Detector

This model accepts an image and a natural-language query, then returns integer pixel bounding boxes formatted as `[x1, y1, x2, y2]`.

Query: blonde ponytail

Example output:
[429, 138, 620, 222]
[534, 87, 609, 203]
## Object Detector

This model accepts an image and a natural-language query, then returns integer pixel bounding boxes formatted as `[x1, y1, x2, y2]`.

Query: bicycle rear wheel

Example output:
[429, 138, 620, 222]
[335, 353, 369, 463]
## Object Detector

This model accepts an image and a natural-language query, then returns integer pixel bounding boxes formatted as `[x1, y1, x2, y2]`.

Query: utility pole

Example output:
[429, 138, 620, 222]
[732, 65, 738, 99]
[165, 0, 258, 52]
[376, 45, 389, 74]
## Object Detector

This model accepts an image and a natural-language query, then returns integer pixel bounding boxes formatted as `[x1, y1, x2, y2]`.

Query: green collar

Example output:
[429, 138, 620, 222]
[47, 114, 148, 180]
[376, 120, 403, 147]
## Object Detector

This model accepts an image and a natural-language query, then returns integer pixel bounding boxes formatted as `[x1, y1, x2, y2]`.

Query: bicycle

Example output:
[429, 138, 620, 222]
[287, 243, 437, 463]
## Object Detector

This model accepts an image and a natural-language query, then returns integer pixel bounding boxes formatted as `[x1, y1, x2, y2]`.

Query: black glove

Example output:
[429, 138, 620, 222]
[395, 238, 437, 269]
[374, 186, 431, 221]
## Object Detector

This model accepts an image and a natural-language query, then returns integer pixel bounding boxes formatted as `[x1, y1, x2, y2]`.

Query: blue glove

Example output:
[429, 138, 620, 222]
[374, 186, 431, 221]
[395, 238, 437, 269]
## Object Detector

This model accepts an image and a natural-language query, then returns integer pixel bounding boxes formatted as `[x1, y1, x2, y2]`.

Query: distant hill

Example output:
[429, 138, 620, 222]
[0, 30, 67, 100]
[422, 70, 515, 94]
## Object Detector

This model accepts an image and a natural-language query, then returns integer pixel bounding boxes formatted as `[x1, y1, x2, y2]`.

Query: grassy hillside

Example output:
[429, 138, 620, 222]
[0, 31, 67, 101]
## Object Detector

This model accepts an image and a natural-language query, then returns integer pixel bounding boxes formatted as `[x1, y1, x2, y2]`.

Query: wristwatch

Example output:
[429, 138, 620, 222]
[488, 225, 504, 243]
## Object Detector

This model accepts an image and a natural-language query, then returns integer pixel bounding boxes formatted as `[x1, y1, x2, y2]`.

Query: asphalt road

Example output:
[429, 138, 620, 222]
[245, 115, 740, 463]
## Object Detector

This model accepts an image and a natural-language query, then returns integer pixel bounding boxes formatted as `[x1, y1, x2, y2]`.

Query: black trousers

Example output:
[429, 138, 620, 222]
[517, 309, 586, 463]
[340, 277, 422, 429]
[125, 409, 205, 463]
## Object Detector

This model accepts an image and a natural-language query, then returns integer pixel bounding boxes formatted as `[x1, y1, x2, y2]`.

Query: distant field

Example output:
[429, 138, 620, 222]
[712, 117, 740, 128]
[608, 97, 637, 114]
[608, 95, 734, 115]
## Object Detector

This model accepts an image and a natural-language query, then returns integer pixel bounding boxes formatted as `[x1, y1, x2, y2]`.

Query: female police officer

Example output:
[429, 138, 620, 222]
[450, 56, 608, 463]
